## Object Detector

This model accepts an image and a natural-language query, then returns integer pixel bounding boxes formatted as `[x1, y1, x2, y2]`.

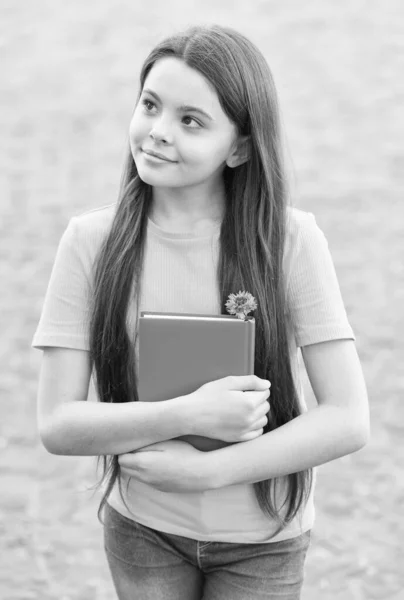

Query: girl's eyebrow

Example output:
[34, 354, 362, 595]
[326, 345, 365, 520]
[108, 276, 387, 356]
[142, 88, 214, 121]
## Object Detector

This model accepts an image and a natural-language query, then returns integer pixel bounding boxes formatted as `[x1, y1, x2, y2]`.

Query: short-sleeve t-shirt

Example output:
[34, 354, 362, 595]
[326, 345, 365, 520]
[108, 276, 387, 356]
[31, 203, 355, 543]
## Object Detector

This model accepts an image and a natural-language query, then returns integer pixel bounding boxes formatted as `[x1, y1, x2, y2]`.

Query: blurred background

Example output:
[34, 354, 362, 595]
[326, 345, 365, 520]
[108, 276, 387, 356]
[1, 1, 403, 598]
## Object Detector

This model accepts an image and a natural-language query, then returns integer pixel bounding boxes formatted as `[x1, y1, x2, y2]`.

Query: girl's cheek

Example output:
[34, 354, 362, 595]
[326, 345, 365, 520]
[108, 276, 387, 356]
[129, 114, 145, 141]
[129, 121, 138, 142]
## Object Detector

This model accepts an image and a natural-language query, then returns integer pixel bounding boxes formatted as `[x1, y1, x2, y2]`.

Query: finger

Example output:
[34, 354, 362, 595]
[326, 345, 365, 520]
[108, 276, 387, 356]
[255, 400, 270, 419]
[251, 415, 268, 430]
[118, 455, 126, 468]
[228, 375, 270, 391]
[239, 428, 264, 442]
[118, 453, 138, 469]
[245, 390, 270, 407]
[119, 461, 141, 479]
[258, 389, 271, 404]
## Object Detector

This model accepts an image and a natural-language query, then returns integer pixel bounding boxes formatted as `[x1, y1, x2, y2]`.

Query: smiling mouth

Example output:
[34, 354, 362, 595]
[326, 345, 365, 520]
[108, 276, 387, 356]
[142, 149, 176, 162]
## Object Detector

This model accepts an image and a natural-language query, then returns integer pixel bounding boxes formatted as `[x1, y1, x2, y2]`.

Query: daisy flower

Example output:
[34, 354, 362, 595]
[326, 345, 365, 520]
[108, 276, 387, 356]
[225, 290, 257, 321]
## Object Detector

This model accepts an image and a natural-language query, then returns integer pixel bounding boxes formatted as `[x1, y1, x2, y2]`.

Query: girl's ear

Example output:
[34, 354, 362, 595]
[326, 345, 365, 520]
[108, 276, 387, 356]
[226, 135, 251, 168]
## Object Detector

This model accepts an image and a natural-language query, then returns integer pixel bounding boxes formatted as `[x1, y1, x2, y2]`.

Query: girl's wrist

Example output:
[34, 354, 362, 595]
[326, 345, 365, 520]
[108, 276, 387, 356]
[195, 451, 222, 490]
[158, 394, 197, 437]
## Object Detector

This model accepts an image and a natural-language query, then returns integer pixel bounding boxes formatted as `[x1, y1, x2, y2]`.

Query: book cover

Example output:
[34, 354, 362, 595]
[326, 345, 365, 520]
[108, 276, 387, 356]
[138, 311, 256, 452]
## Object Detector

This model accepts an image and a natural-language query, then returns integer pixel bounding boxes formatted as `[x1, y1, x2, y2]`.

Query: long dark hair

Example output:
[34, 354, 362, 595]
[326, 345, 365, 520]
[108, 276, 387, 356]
[89, 24, 312, 538]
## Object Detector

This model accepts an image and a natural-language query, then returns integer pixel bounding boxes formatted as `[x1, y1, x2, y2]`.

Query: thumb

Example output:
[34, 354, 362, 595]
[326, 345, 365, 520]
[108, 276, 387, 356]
[228, 375, 271, 391]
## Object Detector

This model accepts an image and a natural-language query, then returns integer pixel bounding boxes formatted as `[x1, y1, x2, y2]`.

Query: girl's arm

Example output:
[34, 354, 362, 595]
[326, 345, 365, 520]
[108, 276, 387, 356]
[37, 347, 191, 456]
[203, 338, 370, 489]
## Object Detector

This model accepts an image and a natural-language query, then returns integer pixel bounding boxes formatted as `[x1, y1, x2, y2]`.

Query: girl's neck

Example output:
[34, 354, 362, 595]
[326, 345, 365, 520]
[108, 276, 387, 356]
[149, 187, 226, 234]
[148, 211, 223, 235]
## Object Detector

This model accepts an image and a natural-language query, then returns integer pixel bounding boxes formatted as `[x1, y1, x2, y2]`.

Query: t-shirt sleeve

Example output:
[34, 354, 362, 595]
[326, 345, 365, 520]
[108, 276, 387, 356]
[31, 217, 92, 351]
[288, 212, 355, 347]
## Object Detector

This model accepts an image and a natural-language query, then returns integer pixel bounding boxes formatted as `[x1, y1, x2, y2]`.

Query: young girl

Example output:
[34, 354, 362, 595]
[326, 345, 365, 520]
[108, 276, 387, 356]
[32, 24, 369, 600]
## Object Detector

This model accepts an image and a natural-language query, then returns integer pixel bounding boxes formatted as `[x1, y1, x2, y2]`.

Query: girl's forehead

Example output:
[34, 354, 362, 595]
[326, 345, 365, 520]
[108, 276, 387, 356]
[144, 57, 220, 110]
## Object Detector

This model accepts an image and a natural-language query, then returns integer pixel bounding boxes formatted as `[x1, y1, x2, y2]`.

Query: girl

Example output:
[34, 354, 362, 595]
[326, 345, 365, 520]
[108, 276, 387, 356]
[32, 24, 370, 600]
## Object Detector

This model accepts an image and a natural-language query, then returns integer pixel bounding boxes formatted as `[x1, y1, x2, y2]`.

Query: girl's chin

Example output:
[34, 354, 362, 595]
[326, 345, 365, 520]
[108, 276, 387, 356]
[136, 169, 177, 186]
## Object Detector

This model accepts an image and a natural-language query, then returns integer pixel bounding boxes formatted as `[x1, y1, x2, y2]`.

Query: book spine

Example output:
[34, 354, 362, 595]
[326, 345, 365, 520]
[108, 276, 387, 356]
[246, 318, 256, 374]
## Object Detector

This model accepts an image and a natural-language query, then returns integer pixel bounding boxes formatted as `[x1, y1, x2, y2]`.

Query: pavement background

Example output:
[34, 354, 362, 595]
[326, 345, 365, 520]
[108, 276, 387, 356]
[1, 1, 403, 599]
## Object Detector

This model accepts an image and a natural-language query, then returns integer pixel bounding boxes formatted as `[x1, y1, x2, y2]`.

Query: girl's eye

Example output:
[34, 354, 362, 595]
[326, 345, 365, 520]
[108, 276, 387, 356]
[182, 115, 202, 128]
[141, 99, 202, 128]
[142, 99, 156, 112]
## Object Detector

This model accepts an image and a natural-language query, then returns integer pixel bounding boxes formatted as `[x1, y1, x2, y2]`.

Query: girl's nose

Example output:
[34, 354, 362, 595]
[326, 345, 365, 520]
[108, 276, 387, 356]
[149, 116, 173, 144]
[150, 130, 168, 144]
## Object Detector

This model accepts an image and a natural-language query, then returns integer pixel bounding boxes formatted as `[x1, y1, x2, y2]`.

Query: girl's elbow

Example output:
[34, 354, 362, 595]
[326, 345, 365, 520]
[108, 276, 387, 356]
[40, 429, 64, 455]
[351, 416, 370, 451]
[39, 422, 71, 455]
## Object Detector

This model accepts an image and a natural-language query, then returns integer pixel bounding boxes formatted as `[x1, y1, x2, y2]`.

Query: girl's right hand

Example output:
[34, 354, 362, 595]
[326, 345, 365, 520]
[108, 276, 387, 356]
[187, 375, 271, 442]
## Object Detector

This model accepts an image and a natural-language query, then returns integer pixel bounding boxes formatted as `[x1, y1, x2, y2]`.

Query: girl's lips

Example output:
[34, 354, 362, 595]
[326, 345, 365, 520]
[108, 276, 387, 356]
[142, 149, 177, 162]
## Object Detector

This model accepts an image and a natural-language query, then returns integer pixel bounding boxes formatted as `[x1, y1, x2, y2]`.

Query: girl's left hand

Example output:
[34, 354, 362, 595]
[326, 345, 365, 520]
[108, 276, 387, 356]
[118, 440, 211, 493]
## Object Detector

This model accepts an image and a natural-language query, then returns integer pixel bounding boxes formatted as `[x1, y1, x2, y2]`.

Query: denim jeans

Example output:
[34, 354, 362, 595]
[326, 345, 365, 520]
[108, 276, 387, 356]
[103, 502, 311, 600]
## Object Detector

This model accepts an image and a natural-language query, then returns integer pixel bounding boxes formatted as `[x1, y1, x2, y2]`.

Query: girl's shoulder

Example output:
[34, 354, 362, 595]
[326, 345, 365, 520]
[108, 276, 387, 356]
[67, 203, 118, 253]
[61, 204, 117, 275]
[286, 205, 317, 238]
[70, 203, 117, 237]
[284, 206, 325, 275]
[285, 205, 319, 250]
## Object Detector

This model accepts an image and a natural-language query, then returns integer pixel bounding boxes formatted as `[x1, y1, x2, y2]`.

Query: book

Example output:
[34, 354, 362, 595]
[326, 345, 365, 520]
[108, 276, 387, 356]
[138, 310, 256, 452]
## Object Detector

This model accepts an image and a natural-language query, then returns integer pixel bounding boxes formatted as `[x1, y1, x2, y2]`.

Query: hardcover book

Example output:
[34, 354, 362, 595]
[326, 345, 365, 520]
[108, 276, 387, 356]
[138, 311, 256, 452]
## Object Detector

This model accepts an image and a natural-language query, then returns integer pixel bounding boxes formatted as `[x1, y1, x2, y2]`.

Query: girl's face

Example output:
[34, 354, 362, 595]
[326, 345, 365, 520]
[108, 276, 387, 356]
[129, 57, 241, 190]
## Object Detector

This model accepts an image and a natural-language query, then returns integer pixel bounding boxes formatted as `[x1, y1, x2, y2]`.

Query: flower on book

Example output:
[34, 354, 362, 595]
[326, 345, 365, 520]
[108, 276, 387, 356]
[225, 291, 257, 321]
